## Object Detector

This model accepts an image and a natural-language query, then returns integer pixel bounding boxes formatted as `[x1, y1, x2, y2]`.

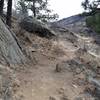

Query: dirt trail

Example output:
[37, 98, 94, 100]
[16, 51, 85, 100]
[13, 30, 97, 100]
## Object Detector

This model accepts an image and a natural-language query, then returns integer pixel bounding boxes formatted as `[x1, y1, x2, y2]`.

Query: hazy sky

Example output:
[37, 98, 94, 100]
[49, 0, 84, 19]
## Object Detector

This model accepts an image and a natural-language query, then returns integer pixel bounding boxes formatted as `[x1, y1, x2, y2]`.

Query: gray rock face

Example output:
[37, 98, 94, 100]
[19, 16, 56, 38]
[0, 18, 26, 65]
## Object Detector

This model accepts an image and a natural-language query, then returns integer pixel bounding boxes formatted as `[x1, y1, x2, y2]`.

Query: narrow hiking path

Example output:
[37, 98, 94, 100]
[12, 29, 100, 100]
[15, 51, 85, 100]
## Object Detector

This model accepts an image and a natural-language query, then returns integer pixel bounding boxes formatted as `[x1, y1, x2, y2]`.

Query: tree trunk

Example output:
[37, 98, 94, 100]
[0, 18, 26, 65]
[32, 0, 36, 17]
[0, 0, 4, 15]
[6, 0, 12, 27]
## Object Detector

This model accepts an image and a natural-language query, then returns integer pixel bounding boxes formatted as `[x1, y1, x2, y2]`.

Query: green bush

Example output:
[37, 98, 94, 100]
[86, 13, 100, 33]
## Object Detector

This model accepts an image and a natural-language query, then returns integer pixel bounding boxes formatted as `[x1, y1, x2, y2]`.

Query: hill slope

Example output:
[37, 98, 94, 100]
[1, 15, 100, 100]
[52, 15, 85, 27]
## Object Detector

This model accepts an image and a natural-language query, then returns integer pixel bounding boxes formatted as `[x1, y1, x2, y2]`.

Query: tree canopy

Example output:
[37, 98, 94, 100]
[17, 0, 59, 22]
[82, 0, 100, 15]
[0, 0, 59, 26]
[82, 0, 100, 33]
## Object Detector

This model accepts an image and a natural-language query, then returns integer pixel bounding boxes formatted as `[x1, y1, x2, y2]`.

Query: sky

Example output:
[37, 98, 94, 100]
[49, 0, 84, 19]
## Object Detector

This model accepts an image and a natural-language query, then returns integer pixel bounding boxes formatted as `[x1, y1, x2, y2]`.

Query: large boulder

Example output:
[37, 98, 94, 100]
[19, 16, 56, 38]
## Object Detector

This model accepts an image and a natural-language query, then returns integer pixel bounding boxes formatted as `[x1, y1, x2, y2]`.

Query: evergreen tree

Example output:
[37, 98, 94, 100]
[25, 0, 42, 17]
[17, 0, 59, 22]
[81, 0, 90, 11]
[17, 0, 28, 17]
[82, 0, 100, 33]
[82, 0, 100, 14]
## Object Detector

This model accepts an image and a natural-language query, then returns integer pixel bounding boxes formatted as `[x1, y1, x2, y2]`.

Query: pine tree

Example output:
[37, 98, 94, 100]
[20, 0, 59, 22]
[82, 0, 100, 14]
[25, 0, 43, 17]
[17, 0, 28, 17]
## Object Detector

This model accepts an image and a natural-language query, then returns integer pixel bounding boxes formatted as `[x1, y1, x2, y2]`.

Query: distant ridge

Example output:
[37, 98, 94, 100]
[51, 14, 86, 28]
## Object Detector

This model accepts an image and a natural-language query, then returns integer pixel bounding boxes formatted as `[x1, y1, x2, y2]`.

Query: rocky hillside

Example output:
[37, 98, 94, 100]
[51, 14, 96, 37]
[52, 15, 85, 27]
[0, 15, 100, 100]
[51, 15, 86, 32]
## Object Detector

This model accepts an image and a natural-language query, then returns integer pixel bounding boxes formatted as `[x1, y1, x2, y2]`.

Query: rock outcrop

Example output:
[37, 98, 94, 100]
[0, 18, 26, 65]
[19, 16, 56, 38]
